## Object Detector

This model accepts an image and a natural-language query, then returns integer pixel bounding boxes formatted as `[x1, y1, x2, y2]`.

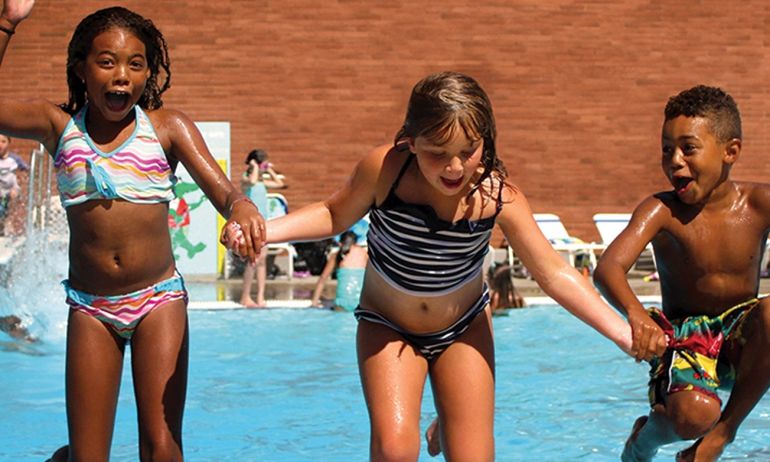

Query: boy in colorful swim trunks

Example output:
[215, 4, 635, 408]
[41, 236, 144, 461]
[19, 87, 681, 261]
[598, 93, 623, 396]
[594, 85, 770, 462]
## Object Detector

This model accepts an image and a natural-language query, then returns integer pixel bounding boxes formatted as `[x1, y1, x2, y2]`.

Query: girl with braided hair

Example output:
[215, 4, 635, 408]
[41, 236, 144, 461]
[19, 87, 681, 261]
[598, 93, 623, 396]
[0, 1, 264, 459]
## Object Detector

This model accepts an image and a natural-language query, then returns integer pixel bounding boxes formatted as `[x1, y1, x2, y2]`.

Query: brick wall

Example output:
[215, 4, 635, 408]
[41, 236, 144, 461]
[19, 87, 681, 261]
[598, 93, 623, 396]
[5, 0, 770, 243]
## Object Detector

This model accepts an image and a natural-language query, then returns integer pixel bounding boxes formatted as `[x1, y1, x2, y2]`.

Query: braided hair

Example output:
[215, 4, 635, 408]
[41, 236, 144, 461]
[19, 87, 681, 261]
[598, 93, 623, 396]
[62, 6, 171, 114]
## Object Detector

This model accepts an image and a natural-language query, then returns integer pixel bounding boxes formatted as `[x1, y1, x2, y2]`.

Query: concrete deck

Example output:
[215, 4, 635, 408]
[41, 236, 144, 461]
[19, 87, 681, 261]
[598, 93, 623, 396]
[183, 268, 770, 310]
[2, 235, 769, 308]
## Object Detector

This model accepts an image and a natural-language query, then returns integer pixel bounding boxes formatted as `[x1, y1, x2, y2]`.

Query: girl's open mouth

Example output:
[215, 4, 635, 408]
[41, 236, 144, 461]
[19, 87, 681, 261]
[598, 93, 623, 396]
[105, 91, 131, 112]
[440, 177, 463, 189]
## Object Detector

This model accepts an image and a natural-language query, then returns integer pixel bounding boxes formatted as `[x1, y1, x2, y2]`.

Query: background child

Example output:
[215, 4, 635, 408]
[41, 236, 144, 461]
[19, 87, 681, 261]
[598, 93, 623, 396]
[240, 148, 285, 307]
[487, 263, 525, 313]
[0, 134, 26, 235]
[0, 2, 264, 460]
[593, 85, 770, 462]
[259, 71, 632, 460]
[310, 229, 368, 311]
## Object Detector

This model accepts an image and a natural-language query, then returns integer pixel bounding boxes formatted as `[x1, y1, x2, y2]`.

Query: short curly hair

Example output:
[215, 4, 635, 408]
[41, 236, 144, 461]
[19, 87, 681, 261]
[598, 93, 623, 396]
[664, 85, 741, 143]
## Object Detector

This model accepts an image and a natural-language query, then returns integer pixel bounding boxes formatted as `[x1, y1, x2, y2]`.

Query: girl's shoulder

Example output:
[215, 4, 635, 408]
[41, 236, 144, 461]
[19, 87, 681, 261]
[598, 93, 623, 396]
[362, 143, 406, 169]
[36, 100, 73, 153]
[478, 172, 519, 205]
[143, 107, 198, 148]
[144, 106, 188, 128]
[357, 143, 409, 183]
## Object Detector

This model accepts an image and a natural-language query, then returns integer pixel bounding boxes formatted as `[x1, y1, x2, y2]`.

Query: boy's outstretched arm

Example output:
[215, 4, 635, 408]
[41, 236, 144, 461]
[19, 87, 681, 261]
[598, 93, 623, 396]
[266, 146, 382, 244]
[497, 186, 632, 354]
[593, 198, 668, 362]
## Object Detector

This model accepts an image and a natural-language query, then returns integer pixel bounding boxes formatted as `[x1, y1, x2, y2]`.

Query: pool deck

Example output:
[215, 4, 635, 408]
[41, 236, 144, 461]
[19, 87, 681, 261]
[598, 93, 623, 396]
[2, 234, 769, 309]
[185, 269, 770, 310]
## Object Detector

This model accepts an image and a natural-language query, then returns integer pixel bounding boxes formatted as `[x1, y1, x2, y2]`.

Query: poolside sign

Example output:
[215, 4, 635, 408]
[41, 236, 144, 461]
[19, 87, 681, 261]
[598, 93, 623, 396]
[170, 122, 230, 276]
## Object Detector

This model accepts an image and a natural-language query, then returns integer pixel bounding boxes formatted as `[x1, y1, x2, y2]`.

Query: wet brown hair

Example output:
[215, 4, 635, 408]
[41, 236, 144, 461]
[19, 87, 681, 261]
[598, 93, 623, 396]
[394, 71, 508, 199]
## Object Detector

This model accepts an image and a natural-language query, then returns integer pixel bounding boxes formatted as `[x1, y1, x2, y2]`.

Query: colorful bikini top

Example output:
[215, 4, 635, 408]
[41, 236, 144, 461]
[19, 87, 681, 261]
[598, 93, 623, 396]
[367, 155, 502, 296]
[54, 105, 177, 208]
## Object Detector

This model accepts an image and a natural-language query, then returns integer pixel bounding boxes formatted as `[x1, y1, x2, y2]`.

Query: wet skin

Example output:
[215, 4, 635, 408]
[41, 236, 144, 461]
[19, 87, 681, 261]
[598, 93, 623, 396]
[595, 115, 770, 461]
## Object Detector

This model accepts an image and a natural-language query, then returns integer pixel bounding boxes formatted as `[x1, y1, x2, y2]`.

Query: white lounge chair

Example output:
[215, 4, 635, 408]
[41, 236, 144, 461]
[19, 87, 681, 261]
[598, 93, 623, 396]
[266, 193, 295, 278]
[592, 213, 656, 271]
[532, 213, 603, 270]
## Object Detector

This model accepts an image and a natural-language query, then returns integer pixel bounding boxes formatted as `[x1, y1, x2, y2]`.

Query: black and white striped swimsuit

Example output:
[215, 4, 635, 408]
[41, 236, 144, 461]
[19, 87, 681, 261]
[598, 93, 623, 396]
[355, 154, 502, 360]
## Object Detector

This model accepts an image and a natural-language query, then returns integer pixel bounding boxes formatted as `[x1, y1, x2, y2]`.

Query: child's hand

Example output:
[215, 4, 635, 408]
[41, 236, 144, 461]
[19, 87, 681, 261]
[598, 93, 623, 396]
[2, 0, 35, 25]
[628, 309, 668, 362]
[220, 198, 266, 263]
[221, 221, 245, 249]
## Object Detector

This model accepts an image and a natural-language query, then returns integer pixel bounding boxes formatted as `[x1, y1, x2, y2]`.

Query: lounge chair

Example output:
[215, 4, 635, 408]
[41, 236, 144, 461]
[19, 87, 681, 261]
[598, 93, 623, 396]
[532, 213, 603, 270]
[592, 213, 656, 272]
[266, 193, 296, 278]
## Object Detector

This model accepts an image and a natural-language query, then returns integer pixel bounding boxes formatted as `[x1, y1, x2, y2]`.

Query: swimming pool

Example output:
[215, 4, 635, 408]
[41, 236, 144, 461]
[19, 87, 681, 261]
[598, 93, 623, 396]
[2, 305, 770, 461]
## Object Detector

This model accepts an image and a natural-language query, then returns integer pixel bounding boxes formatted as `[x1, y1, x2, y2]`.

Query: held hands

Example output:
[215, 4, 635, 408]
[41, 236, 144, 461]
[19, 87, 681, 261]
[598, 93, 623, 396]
[219, 198, 265, 264]
[627, 309, 668, 362]
[2, 0, 35, 25]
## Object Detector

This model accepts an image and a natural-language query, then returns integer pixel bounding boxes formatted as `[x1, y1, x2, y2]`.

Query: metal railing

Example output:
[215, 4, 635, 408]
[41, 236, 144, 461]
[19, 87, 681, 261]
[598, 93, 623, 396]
[25, 146, 67, 237]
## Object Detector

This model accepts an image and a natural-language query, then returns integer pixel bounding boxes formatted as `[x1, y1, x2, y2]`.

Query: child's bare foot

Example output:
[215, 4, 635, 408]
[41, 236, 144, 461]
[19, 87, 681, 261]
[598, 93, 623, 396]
[425, 418, 441, 457]
[676, 437, 725, 462]
[240, 297, 266, 308]
[240, 297, 259, 308]
[45, 445, 68, 462]
[622, 416, 657, 462]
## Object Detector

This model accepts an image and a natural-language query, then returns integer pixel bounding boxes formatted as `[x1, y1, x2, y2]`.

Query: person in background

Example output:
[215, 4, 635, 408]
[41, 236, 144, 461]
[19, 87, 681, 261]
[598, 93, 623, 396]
[0, 134, 26, 235]
[310, 230, 368, 311]
[0, 314, 35, 342]
[487, 263, 525, 313]
[240, 148, 285, 307]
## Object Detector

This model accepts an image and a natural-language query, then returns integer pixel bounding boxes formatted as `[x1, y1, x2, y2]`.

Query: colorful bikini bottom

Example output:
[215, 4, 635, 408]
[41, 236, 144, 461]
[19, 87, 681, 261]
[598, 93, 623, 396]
[63, 271, 188, 340]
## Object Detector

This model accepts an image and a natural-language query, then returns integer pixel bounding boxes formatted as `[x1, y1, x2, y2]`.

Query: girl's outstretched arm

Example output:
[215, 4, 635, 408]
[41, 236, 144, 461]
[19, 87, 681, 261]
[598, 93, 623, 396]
[0, 0, 33, 64]
[0, 0, 65, 151]
[266, 145, 383, 244]
[497, 185, 633, 355]
[160, 109, 264, 261]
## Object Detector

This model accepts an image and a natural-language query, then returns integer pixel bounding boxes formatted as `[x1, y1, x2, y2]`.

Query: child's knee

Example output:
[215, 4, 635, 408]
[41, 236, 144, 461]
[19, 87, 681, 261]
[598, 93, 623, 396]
[667, 392, 721, 439]
[370, 427, 421, 462]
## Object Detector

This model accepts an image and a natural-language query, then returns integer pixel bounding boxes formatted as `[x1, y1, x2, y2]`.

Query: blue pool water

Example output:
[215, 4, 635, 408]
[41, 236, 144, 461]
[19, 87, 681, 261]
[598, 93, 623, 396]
[2, 305, 770, 461]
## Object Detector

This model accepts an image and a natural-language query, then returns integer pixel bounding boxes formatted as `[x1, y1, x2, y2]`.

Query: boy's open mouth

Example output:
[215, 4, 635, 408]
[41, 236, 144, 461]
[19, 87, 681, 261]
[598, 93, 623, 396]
[105, 91, 130, 112]
[673, 176, 693, 194]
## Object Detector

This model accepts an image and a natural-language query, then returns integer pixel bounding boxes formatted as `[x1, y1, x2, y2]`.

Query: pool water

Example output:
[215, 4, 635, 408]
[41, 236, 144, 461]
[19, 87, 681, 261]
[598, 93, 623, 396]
[2, 305, 770, 461]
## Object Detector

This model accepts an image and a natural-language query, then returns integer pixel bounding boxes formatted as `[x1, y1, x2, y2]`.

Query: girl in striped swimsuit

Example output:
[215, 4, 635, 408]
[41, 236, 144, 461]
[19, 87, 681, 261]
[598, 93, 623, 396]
[261, 72, 633, 460]
[0, 2, 265, 460]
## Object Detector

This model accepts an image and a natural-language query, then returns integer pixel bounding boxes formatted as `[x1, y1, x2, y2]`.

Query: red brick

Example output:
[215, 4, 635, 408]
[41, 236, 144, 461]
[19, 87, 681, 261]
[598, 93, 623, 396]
[5, 0, 769, 245]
